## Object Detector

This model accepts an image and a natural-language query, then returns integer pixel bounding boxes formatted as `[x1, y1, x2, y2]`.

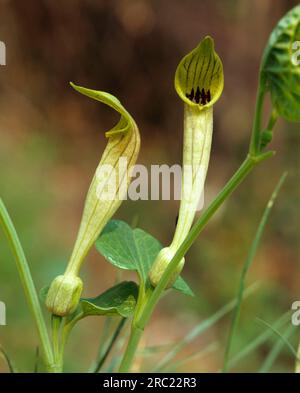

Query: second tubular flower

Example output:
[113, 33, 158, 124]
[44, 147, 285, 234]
[46, 83, 140, 316]
[149, 36, 224, 287]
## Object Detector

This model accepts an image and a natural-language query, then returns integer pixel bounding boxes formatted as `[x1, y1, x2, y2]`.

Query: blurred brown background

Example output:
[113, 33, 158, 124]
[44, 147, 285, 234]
[0, 0, 299, 372]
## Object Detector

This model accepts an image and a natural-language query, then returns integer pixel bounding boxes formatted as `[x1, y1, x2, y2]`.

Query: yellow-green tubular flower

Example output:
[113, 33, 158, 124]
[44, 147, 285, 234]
[46, 83, 140, 316]
[149, 36, 223, 288]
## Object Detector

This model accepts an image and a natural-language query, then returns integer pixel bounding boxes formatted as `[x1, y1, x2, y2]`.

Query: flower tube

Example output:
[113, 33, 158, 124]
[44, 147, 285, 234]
[149, 36, 224, 287]
[46, 83, 140, 316]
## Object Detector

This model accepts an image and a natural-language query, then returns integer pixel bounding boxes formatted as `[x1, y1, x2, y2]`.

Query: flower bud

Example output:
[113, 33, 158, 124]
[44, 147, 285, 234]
[148, 247, 185, 288]
[45, 274, 83, 316]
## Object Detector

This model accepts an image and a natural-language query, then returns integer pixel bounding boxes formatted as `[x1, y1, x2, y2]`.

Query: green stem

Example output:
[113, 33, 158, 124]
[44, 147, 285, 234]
[51, 315, 63, 372]
[34, 347, 39, 373]
[0, 199, 55, 372]
[93, 317, 126, 373]
[119, 151, 273, 372]
[119, 287, 153, 372]
[222, 172, 287, 372]
[296, 340, 300, 373]
[89, 317, 113, 372]
[249, 84, 266, 155]
[119, 324, 144, 372]
[58, 313, 83, 367]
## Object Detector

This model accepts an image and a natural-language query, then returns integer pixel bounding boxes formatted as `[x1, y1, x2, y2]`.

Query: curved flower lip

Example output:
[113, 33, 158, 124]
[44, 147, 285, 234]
[174, 36, 224, 109]
[70, 82, 134, 137]
[64, 82, 140, 277]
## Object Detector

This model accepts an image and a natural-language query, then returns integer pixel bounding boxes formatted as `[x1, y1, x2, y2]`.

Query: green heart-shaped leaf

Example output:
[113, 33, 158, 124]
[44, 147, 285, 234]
[79, 281, 138, 318]
[95, 220, 194, 296]
[172, 276, 194, 296]
[261, 4, 300, 122]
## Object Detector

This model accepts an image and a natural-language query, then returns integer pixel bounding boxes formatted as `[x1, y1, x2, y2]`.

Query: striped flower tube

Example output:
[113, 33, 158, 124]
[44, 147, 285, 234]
[46, 83, 140, 316]
[149, 36, 224, 287]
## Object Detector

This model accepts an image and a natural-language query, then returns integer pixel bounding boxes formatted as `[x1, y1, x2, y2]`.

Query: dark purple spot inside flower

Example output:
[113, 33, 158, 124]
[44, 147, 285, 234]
[185, 87, 211, 105]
